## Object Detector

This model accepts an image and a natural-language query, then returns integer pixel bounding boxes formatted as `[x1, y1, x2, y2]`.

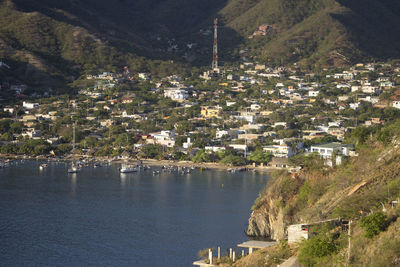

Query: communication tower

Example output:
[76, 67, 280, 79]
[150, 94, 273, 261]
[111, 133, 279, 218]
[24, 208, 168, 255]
[212, 18, 218, 69]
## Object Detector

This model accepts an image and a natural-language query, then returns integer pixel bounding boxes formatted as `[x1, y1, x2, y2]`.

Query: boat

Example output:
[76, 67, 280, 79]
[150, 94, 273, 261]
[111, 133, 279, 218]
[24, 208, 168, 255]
[68, 162, 81, 173]
[119, 164, 137, 173]
[39, 163, 48, 170]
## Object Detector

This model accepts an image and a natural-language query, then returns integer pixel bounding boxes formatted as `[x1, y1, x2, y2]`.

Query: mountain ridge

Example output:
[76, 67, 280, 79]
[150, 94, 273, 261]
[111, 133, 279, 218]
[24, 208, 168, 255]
[1, 0, 400, 87]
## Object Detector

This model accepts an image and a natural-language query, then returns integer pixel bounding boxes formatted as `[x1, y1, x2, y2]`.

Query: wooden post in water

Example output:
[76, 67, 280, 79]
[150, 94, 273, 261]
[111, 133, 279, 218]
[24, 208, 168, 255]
[209, 249, 213, 265]
[218, 246, 220, 259]
[249, 247, 253, 254]
[229, 248, 233, 259]
[242, 249, 245, 257]
[233, 250, 236, 262]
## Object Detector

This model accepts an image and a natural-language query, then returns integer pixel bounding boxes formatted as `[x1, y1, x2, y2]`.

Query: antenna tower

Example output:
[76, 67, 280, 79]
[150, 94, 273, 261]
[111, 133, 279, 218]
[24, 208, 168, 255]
[212, 18, 218, 69]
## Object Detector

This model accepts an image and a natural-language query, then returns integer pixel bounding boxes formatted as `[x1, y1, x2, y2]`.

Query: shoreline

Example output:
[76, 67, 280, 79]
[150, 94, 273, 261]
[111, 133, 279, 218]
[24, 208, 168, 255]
[0, 154, 276, 173]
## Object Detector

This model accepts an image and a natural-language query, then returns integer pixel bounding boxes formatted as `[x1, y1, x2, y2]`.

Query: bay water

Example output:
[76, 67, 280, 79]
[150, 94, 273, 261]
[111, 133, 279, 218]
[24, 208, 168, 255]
[0, 160, 268, 266]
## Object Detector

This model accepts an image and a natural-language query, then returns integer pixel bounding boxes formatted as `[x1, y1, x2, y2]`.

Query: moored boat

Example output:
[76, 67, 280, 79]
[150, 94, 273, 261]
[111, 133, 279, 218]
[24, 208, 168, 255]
[119, 164, 137, 173]
[39, 163, 48, 170]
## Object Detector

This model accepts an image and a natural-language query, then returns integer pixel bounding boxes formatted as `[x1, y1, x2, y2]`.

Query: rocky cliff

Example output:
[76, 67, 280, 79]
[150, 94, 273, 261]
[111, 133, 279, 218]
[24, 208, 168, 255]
[246, 198, 287, 240]
[245, 170, 305, 241]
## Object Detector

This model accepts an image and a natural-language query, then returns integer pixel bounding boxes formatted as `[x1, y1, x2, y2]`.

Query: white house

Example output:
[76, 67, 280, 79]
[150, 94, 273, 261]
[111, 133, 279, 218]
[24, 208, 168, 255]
[393, 101, 400, 110]
[3, 107, 14, 114]
[308, 91, 319, 97]
[147, 130, 176, 147]
[250, 104, 261, 111]
[263, 142, 294, 158]
[183, 137, 192, 149]
[349, 102, 360, 110]
[164, 87, 189, 101]
[22, 128, 42, 138]
[362, 86, 379, 94]
[138, 73, 150, 80]
[310, 142, 354, 159]
[23, 102, 39, 109]
[216, 129, 241, 139]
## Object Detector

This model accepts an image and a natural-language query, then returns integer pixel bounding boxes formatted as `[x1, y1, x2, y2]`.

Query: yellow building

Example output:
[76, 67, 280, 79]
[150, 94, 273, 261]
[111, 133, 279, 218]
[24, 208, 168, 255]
[201, 106, 221, 118]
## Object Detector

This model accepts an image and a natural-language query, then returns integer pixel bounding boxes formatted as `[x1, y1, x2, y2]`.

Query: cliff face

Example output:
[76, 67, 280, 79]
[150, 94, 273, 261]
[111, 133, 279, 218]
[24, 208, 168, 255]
[246, 198, 287, 240]
[245, 172, 304, 241]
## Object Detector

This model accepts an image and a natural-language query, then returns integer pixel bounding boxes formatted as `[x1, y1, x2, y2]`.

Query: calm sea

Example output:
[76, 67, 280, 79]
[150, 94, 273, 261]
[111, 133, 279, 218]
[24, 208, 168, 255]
[0, 160, 268, 266]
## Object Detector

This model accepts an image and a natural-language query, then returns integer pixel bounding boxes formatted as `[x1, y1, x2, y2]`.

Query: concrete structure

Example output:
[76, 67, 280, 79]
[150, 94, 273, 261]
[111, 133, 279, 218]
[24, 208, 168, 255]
[288, 219, 345, 244]
[237, 240, 276, 254]
[287, 224, 309, 243]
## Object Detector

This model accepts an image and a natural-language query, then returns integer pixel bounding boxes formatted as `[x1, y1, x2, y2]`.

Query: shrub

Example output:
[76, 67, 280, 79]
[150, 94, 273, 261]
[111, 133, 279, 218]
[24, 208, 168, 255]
[298, 237, 337, 266]
[360, 212, 388, 238]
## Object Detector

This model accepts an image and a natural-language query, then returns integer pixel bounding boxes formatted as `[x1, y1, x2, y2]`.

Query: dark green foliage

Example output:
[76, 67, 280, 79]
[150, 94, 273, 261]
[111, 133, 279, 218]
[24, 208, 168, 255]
[219, 154, 246, 166]
[141, 144, 163, 159]
[18, 139, 52, 155]
[248, 149, 273, 164]
[360, 212, 388, 238]
[298, 223, 345, 266]
[289, 153, 324, 171]
[298, 236, 337, 266]
[192, 149, 213, 163]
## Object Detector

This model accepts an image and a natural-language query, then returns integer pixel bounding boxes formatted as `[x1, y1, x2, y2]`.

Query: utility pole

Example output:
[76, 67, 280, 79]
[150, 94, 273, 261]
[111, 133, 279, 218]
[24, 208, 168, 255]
[346, 220, 352, 266]
[212, 18, 218, 69]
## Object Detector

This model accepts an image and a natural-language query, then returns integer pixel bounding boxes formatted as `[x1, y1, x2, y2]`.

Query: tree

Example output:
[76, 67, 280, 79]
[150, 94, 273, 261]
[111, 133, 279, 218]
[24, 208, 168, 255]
[192, 149, 212, 163]
[298, 237, 337, 266]
[360, 212, 388, 238]
[248, 150, 273, 164]
[219, 154, 246, 166]
[141, 144, 163, 159]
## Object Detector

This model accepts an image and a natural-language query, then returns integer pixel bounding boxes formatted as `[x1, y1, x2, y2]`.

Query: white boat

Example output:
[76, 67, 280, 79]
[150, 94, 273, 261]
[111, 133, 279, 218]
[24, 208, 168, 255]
[39, 163, 48, 170]
[68, 163, 81, 173]
[119, 164, 137, 173]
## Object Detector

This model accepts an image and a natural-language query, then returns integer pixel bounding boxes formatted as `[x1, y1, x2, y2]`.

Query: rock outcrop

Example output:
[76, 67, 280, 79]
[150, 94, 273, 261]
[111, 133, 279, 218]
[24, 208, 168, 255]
[246, 196, 288, 241]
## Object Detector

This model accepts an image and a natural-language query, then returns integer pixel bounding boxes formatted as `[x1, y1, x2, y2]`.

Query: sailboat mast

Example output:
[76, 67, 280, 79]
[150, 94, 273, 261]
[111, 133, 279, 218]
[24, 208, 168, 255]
[73, 122, 76, 150]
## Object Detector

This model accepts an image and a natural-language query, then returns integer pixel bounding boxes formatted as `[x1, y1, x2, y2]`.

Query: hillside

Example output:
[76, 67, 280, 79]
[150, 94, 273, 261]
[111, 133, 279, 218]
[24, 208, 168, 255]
[1, 0, 400, 87]
[218, 0, 400, 67]
[244, 120, 400, 266]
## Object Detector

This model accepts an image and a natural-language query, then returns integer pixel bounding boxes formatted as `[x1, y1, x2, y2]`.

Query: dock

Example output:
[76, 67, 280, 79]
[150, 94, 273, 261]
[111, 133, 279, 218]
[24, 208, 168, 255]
[237, 240, 277, 254]
[193, 241, 277, 266]
[193, 260, 215, 266]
